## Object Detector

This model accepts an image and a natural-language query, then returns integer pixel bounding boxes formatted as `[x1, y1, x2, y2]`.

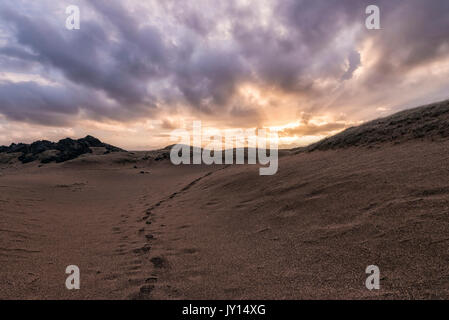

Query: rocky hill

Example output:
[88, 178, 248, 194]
[0, 135, 125, 164]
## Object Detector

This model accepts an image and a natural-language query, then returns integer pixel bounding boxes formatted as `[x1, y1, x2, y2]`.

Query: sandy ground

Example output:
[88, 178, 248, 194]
[1, 141, 448, 299]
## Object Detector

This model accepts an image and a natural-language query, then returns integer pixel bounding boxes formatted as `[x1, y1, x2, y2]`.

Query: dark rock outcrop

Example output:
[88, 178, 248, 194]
[0, 135, 125, 164]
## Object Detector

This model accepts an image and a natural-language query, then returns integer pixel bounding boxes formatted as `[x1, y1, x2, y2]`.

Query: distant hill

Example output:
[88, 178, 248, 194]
[162, 99, 449, 156]
[0, 135, 125, 164]
[3, 99, 449, 164]
[302, 99, 449, 152]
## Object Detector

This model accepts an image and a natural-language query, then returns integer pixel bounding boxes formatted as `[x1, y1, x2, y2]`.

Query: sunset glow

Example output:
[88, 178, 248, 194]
[0, 0, 448, 150]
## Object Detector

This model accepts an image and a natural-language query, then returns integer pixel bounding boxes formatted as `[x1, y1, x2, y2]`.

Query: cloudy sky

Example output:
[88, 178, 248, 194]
[0, 0, 448, 149]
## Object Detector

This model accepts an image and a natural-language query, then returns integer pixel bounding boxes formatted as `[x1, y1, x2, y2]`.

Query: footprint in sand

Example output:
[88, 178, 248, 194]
[140, 284, 155, 293]
[127, 278, 144, 286]
[133, 244, 151, 254]
[112, 227, 121, 234]
[181, 248, 198, 254]
[145, 234, 154, 240]
[145, 276, 158, 283]
[150, 256, 167, 269]
[127, 283, 156, 300]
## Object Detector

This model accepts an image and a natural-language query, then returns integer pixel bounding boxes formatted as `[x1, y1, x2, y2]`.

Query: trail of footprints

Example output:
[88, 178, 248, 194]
[123, 202, 171, 299]
[109, 170, 219, 299]
[135, 171, 217, 298]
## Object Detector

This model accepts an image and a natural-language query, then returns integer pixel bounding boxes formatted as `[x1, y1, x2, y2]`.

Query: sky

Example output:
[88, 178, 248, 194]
[0, 0, 448, 150]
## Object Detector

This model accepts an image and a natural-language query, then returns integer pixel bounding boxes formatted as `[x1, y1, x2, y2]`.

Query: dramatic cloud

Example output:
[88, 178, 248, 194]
[0, 0, 448, 148]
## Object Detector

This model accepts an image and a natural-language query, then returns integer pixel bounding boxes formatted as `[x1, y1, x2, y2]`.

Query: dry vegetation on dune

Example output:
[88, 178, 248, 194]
[1, 99, 449, 299]
[303, 99, 449, 152]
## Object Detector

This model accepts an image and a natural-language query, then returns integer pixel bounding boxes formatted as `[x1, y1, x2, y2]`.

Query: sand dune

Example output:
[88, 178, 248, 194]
[1, 101, 449, 299]
[146, 141, 449, 299]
